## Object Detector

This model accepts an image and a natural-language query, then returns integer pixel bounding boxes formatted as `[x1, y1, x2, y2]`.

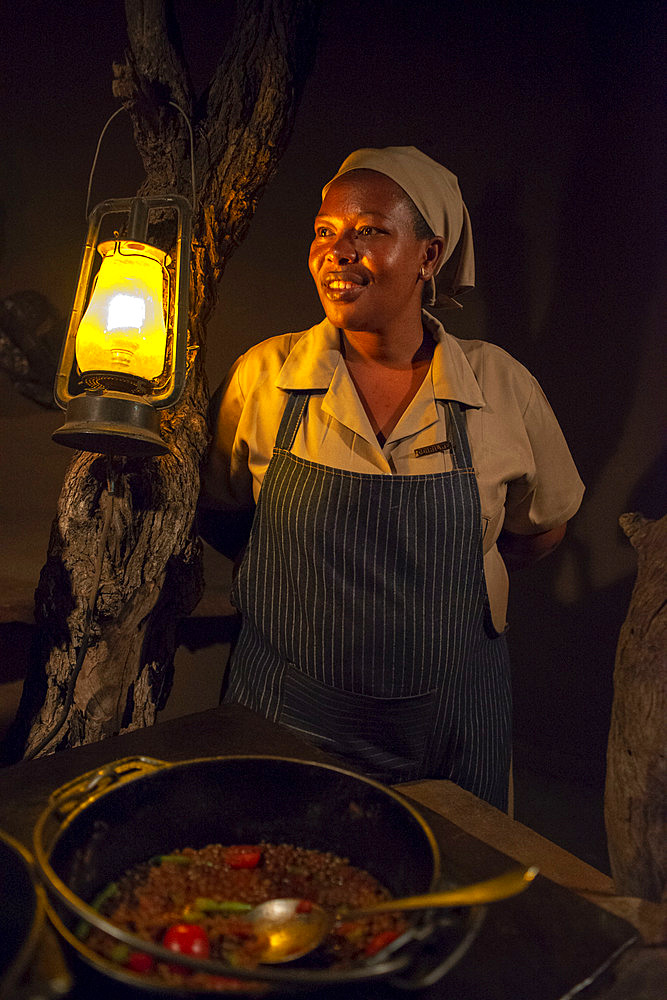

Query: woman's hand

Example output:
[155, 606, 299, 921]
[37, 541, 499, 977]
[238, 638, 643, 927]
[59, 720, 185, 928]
[497, 523, 567, 571]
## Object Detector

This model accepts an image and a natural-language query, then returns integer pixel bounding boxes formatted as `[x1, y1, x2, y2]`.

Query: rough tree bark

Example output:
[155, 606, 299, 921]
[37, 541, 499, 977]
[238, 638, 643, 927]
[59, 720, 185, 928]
[3, 0, 322, 762]
[604, 512, 666, 902]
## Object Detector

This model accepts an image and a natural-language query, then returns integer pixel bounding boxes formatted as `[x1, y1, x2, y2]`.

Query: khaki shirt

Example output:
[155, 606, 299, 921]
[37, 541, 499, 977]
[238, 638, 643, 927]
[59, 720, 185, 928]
[202, 313, 584, 630]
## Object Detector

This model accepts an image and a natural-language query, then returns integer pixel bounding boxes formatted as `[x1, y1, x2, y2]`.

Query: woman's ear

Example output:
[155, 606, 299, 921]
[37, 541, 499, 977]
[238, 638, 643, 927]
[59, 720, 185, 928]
[422, 236, 445, 279]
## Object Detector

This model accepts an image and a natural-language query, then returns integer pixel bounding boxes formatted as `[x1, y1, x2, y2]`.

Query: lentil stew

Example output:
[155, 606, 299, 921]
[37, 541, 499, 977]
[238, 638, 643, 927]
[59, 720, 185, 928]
[84, 841, 408, 990]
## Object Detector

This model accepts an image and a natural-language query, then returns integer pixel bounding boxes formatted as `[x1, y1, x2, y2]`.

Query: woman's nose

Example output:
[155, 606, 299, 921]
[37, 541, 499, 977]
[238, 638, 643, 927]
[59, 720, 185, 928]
[327, 233, 357, 263]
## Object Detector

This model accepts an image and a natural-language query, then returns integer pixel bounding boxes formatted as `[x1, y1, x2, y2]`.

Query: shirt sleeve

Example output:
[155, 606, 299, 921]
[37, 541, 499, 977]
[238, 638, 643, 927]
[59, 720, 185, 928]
[502, 378, 585, 535]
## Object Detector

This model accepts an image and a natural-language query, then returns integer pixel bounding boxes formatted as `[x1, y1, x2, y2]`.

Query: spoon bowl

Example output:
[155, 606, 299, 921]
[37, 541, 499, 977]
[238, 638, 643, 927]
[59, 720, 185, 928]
[245, 864, 538, 964]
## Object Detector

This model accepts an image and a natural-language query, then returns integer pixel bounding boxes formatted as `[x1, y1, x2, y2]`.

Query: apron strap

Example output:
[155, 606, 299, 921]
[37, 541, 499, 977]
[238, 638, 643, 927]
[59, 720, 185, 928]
[447, 401, 474, 470]
[275, 391, 311, 451]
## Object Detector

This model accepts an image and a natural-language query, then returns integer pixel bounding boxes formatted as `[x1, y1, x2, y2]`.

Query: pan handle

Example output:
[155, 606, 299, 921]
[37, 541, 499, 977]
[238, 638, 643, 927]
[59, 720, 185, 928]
[46, 755, 168, 820]
[32, 757, 169, 920]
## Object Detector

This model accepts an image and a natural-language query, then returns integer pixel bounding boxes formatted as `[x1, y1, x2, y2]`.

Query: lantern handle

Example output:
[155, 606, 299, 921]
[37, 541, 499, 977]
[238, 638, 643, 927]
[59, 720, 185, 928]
[85, 102, 197, 218]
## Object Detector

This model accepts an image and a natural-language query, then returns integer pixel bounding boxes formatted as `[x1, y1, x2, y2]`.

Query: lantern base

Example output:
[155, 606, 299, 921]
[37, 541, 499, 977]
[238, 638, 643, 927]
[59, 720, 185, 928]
[80, 370, 155, 396]
[52, 392, 169, 456]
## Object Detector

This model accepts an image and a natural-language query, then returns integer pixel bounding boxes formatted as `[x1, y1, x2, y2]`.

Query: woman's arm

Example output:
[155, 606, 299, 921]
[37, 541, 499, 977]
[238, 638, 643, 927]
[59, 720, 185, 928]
[496, 523, 567, 571]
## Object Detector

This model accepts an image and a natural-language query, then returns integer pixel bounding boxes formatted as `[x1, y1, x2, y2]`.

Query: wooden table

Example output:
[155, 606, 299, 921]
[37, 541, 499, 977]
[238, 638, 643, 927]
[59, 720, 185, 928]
[0, 704, 663, 999]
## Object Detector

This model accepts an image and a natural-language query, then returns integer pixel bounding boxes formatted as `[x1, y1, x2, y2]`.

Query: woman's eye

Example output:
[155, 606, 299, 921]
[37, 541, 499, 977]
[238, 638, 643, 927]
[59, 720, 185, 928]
[357, 226, 376, 236]
[315, 226, 332, 238]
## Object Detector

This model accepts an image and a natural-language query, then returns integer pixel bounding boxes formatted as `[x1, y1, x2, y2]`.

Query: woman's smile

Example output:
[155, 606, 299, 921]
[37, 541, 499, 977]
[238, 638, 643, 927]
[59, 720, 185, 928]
[321, 269, 368, 300]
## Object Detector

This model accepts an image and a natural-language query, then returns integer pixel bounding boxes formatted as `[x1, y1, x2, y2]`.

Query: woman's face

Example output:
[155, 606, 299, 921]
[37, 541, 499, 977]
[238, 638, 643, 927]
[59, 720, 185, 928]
[308, 170, 434, 335]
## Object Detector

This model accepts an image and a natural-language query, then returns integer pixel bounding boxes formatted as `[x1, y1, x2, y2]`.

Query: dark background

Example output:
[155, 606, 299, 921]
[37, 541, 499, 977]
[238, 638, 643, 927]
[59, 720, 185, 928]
[1, 1, 664, 862]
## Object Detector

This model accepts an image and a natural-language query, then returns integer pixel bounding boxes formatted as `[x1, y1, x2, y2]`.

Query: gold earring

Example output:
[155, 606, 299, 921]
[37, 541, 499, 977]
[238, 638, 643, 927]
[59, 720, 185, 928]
[419, 266, 427, 279]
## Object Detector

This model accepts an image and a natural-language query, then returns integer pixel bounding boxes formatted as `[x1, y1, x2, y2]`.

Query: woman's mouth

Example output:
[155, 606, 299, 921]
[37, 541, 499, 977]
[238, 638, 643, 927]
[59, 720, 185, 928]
[322, 272, 366, 301]
[328, 279, 359, 290]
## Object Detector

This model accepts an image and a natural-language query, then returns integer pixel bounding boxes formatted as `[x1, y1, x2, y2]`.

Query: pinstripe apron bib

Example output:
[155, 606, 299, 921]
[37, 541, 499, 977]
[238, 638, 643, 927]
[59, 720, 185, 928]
[225, 391, 511, 809]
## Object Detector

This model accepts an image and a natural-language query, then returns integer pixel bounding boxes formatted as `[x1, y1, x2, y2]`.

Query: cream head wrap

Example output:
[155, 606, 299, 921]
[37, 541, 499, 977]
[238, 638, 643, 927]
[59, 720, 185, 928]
[321, 146, 474, 307]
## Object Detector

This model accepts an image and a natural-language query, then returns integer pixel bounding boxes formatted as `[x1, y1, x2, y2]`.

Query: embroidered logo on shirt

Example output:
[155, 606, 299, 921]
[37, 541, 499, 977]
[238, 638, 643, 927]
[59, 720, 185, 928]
[414, 441, 452, 457]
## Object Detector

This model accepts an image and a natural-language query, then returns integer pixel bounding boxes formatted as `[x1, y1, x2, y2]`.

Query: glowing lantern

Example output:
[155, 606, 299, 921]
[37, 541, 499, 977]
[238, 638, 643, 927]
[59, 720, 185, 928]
[53, 195, 192, 456]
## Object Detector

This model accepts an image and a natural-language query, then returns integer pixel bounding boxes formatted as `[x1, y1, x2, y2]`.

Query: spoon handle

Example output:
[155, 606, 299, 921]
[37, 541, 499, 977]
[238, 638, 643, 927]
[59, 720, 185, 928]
[340, 865, 539, 918]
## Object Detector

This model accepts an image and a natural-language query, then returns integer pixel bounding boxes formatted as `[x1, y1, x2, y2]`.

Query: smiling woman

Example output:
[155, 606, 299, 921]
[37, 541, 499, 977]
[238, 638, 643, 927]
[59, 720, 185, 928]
[198, 146, 584, 811]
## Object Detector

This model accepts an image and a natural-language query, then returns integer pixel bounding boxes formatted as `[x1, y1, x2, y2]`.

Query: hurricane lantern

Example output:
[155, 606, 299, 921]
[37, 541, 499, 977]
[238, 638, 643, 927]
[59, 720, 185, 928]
[53, 195, 192, 456]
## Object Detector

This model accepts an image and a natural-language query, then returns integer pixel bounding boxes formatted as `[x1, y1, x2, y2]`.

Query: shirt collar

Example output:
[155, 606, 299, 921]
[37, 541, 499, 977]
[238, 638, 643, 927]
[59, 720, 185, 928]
[276, 318, 342, 390]
[275, 312, 486, 409]
[423, 312, 485, 407]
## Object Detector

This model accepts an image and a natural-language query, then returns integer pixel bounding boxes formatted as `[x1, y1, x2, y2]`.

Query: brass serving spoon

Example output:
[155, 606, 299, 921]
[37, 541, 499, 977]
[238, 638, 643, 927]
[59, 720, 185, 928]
[244, 864, 539, 964]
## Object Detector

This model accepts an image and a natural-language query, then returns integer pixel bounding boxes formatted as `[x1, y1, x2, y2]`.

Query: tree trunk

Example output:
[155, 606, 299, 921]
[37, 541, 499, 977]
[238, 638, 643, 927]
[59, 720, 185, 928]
[3, 0, 321, 762]
[604, 512, 667, 901]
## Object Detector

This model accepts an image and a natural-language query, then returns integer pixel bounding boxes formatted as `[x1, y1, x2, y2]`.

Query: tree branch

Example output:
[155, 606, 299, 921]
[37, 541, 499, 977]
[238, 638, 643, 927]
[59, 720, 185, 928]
[199, 0, 322, 285]
[112, 0, 195, 201]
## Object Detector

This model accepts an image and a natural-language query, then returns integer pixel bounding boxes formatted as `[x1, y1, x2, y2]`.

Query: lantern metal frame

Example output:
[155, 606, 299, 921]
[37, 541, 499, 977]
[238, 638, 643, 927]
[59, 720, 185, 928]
[52, 193, 192, 456]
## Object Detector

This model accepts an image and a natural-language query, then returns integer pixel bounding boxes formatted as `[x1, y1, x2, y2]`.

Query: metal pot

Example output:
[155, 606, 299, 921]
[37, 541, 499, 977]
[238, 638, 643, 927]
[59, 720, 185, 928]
[33, 755, 484, 997]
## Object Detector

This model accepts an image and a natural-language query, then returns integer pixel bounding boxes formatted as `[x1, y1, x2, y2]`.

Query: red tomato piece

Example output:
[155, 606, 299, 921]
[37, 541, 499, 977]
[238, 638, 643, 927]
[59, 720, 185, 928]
[225, 845, 262, 869]
[295, 899, 313, 914]
[163, 922, 211, 959]
[127, 950, 155, 973]
[365, 929, 400, 956]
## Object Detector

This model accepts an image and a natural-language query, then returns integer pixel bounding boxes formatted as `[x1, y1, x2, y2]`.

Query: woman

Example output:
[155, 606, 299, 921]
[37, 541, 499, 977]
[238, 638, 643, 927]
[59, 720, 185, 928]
[199, 146, 584, 810]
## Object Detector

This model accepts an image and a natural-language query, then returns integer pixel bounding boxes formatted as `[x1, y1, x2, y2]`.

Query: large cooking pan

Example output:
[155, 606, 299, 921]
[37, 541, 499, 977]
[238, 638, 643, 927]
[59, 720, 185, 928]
[33, 755, 484, 997]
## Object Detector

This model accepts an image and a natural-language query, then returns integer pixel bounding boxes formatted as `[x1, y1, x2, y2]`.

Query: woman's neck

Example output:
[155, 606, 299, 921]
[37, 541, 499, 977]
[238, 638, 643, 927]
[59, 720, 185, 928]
[340, 322, 433, 370]
[340, 324, 436, 445]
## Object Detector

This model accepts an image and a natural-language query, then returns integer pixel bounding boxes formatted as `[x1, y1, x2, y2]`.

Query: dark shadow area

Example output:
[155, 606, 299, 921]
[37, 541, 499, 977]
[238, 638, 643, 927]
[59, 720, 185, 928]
[176, 613, 241, 653]
[508, 558, 635, 780]
[513, 760, 610, 875]
[629, 450, 667, 521]
[0, 622, 38, 685]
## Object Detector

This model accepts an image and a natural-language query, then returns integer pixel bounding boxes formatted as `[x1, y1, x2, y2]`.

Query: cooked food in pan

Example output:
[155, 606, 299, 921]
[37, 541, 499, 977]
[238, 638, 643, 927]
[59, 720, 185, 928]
[83, 841, 407, 988]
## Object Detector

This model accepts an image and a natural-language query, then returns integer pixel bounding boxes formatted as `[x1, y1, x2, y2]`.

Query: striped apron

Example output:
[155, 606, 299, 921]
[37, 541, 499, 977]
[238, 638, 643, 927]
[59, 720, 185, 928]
[224, 391, 512, 809]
